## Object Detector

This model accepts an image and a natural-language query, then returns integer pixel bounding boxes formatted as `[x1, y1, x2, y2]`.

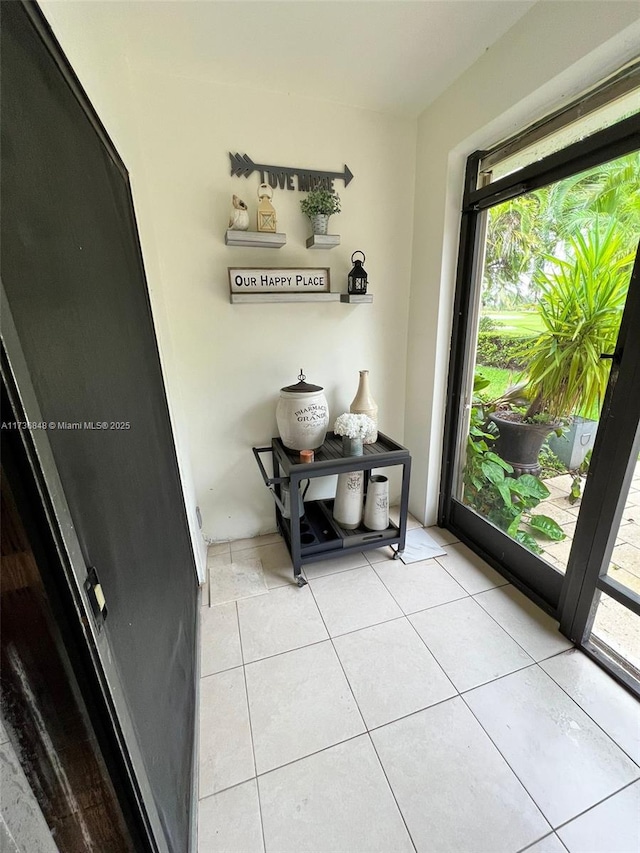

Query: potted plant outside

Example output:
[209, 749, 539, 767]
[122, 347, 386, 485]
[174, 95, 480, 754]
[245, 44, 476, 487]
[489, 221, 633, 475]
[300, 186, 341, 235]
[465, 373, 565, 552]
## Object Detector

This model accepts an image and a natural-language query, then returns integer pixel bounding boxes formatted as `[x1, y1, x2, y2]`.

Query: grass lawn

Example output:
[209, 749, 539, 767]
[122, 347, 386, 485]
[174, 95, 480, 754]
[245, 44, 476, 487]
[482, 310, 544, 337]
[474, 365, 521, 401]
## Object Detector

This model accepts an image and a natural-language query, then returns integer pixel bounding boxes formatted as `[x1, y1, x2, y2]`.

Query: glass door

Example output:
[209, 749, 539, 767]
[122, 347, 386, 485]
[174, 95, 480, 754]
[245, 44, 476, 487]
[559, 245, 640, 691]
[440, 109, 640, 689]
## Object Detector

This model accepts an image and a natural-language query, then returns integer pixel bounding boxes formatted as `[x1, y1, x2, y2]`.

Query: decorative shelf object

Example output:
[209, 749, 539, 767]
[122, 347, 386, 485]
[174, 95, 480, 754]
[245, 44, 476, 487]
[225, 230, 286, 248]
[230, 292, 341, 304]
[306, 234, 341, 250]
[340, 294, 373, 303]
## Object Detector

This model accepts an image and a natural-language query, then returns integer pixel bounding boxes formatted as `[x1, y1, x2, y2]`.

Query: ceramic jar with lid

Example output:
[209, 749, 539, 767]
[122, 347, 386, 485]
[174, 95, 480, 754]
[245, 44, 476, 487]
[276, 370, 329, 450]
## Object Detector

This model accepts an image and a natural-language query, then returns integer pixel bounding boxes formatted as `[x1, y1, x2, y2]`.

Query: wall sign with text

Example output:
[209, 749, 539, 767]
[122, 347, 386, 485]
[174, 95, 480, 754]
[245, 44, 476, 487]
[229, 267, 331, 295]
[230, 153, 353, 192]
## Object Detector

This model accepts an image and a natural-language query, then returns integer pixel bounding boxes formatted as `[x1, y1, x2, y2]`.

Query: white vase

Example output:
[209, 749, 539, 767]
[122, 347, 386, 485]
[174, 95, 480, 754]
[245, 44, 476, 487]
[363, 475, 389, 531]
[350, 370, 378, 444]
[333, 471, 364, 530]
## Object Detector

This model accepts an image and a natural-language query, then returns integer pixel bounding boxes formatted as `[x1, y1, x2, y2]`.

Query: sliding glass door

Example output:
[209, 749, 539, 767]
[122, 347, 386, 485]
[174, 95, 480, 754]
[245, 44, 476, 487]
[440, 106, 640, 691]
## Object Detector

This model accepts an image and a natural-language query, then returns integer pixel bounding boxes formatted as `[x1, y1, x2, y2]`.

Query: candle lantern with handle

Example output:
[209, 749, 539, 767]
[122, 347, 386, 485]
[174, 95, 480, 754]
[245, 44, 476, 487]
[348, 250, 368, 295]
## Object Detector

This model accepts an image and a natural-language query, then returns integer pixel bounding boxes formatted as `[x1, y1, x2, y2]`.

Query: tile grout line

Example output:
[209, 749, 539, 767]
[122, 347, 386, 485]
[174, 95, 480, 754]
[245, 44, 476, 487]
[401, 611, 462, 695]
[208, 534, 636, 849]
[235, 599, 267, 853]
[303, 555, 371, 583]
[547, 776, 640, 835]
[305, 580, 368, 733]
[458, 665, 565, 836]
[431, 546, 511, 597]
[465, 593, 539, 665]
[379, 578, 539, 696]
[366, 730, 418, 853]
[456, 660, 540, 697]
[253, 732, 368, 781]
[305, 580, 419, 851]
[537, 660, 640, 769]
[516, 831, 568, 853]
[472, 587, 572, 663]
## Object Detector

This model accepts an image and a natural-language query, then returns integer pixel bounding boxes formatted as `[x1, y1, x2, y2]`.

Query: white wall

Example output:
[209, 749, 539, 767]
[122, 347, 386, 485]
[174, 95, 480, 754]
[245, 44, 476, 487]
[39, 0, 208, 577]
[125, 65, 416, 541]
[407, 0, 640, 525]
[39, 0, 640, 543]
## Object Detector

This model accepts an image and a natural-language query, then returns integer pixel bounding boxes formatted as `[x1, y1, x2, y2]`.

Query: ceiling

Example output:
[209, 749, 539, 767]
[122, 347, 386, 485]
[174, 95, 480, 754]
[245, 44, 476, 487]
[117, 0, 537, 117]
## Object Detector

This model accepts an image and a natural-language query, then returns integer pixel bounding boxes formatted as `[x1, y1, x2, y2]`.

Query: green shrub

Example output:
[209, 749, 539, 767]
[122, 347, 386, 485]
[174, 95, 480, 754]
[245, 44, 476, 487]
[538, 443, 566, 478]
[463, 405, 565, 554]
[300, 186, 341, 217]
[478, 316, 500, 332]
[476, 332, 532, 370]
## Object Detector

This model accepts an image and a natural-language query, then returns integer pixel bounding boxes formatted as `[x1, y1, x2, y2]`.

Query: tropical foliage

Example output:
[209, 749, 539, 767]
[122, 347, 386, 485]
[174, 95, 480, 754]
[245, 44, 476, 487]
[523, 220, 634, 420]
[481, 152, 640, 309]
[463, 375, 565, 554]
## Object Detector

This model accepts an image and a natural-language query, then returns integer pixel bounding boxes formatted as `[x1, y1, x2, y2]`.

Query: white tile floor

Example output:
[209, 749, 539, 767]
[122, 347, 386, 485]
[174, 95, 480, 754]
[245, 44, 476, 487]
[198, 524, 640, 853]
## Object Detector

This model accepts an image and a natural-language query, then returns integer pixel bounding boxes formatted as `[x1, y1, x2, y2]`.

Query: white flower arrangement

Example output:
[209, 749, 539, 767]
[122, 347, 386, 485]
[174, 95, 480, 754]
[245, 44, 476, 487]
[333, 412, 376, 440]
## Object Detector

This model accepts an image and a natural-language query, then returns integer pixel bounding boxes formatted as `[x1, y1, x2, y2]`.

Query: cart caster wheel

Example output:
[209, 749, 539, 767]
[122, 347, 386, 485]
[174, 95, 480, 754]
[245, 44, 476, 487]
[393, 551, 402, 560]
[296, 576, 308, 588]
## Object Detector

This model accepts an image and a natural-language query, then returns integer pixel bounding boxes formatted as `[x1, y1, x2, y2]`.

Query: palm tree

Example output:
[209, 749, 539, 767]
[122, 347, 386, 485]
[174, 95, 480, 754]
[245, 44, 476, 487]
[544, 152, 640, 247]
[480, 152, 639, 310]
[523, 219, 634, 421]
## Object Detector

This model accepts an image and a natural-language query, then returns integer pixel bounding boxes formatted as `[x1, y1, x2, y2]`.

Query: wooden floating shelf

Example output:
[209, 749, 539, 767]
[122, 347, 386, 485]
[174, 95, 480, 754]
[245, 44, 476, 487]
[230, 292, 341, 304]
[305, 234, 341, 250]
[340, 294, 373, 303]
[225, 230, 287, 248]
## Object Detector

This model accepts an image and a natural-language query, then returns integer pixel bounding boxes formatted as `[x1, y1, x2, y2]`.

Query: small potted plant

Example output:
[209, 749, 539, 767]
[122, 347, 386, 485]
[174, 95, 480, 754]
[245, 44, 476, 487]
[333, 412, 375, 457]
[300, 185, 341, 235]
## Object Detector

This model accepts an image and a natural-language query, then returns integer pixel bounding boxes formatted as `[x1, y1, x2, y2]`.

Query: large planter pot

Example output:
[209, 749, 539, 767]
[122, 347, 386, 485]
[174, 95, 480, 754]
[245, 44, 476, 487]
[548, 416, 597, 470]
[488, 412, 557, 477]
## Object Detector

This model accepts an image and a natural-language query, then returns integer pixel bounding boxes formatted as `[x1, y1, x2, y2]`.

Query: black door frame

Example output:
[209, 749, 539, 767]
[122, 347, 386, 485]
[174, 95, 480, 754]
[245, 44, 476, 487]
[1, 291, 168, 852]
[1, 1, 199, 846]
[439, 113, 640, 658]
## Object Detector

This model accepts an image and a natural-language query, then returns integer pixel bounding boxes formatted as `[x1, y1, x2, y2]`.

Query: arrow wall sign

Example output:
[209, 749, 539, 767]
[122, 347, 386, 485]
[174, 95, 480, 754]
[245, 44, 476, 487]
[229, 152, 353, 193]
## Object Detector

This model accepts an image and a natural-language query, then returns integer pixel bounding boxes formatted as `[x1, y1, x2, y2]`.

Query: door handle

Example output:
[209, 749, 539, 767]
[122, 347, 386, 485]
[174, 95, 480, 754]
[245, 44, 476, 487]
[84, 566, 108, 630]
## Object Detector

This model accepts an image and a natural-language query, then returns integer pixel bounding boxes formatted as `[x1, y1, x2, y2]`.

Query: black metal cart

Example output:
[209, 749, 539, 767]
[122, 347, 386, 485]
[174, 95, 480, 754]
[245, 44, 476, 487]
[253, 432, 412, 586]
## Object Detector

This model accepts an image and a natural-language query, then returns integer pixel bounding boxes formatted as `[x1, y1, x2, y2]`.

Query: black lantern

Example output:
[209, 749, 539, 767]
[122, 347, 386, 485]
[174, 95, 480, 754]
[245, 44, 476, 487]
[348, 250, 368, 295]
